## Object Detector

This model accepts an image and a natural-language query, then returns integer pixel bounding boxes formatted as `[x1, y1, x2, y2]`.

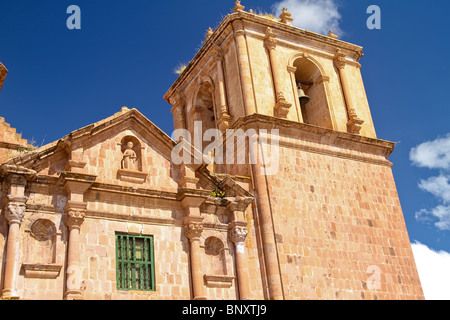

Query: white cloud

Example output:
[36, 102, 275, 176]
[416, 206, 450, 231]
[418, 175, 450, 204]
[410, 134, 450, 170]
[271, 0, 343, 36]
[411, 134, 450, 230]
[411, 242, 450, 300]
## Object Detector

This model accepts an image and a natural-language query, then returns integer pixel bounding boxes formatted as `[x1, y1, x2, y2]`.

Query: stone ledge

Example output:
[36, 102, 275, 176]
[22, 263, 62, 279]
[204, 274, 234, 288]
[117, 169, 148, 184]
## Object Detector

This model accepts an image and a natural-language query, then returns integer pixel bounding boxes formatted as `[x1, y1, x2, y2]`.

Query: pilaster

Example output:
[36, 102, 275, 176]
[265, 27, 291, 118]
[334, 49, 364, 134]
[60, 171, 95, 300]
[0, 165, 36, 299]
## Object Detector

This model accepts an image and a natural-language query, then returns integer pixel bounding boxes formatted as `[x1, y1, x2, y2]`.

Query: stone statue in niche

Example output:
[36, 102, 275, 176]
[122, 141, 138, 170]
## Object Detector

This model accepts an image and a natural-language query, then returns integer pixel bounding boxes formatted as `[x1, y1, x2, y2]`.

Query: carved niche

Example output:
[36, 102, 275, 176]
[22, 218, 62, 279]
[202, 236, 234, 288]
[117, 135, 148, 184]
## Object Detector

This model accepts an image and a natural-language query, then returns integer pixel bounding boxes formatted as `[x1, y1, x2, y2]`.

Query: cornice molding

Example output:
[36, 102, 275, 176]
[164, 10, 364, 103]
[228, 114, 395, 167]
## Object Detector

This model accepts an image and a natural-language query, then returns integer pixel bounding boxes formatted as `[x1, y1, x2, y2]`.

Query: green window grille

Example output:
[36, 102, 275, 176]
[115, 233, 155, 291]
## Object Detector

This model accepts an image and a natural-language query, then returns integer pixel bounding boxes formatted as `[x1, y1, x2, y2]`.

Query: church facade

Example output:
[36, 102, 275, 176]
[0, 2, 424, 300]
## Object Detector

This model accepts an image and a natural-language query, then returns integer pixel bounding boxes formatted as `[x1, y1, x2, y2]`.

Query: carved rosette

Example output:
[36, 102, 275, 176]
[184, 222, 203, 241]
[65, 209, 86, 229]
[264, 27, 277, 51]
[229, 225, 248, 244]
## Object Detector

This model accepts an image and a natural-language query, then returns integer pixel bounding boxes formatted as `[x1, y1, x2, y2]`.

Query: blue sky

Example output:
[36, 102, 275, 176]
[1, 0, 449, 299]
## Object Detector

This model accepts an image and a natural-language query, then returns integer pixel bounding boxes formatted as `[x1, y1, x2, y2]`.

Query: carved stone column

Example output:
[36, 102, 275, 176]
[334, 49, 364, 134]
[212, 45, 232, 131]
[229, 222, 250, 300]
[232, 19, 256, 116]
[228, 197, 252, 300]
[0, 165, 36, 300]
[265, 27, 291, 118]
[64, 202, 86, 300]
[60, 171, 95, 300]
[2, 195, 27, 299]
[184, 215, 206, 300]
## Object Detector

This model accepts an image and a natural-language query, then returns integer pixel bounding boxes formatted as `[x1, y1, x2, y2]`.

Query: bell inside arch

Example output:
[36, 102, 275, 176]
[297, 83, 310, 105]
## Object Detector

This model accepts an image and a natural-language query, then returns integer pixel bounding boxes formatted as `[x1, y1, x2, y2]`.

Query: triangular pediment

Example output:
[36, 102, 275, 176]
[3, 107, 250, 197]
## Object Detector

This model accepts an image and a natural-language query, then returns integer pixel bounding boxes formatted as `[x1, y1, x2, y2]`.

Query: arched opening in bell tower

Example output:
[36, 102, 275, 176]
[191, 80, 217, 151]
[293, 57, 333, 129]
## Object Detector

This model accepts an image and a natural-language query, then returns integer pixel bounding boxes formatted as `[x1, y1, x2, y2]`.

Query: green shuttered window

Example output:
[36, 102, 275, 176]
[115, 233, 155, 291]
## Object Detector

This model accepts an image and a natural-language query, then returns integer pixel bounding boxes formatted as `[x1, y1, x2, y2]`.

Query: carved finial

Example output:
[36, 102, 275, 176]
[205, 27, 214, 40]
[233, 0, 245, 12]
[328, 30, 338, 39]
[279, 7, 294, 25]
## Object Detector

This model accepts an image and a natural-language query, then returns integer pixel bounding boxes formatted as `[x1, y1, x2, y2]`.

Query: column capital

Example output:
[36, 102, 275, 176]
[229, 221, 248, 244]
[333, 49, 347, 70]
[211, 45, 224, 62]
[264, 27, 277, 51]
[184, 216, 204, 241]
[4, 195, 28, 225]
[64, 201, 87, 229]
[169, 90, 185, 109]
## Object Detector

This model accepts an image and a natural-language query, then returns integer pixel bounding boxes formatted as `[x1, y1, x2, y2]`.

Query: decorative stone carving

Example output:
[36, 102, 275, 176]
[274, 92, 292, 118]
[205, 27, 214, 40]
[184, 222, 203, 241]
[333, 49, 346, 70]
[5, 197, 27, 224]
[279, 8, 294, 25]
[233, 0, 245, 12]
[65, 209, 86, 229]
[264, 27, 277, 51]
[211, 45, 224, 62]
[347, 109, 365, 134]
[117, 136, 148, 183]
[229, 225, 248, 244]
[122, 141, 138, 170]
[30, 219, 56, 240]
[328, 30, 339, 39]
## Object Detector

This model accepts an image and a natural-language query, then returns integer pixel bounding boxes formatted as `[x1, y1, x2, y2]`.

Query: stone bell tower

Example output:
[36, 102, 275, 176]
[164, 1, 424, 300]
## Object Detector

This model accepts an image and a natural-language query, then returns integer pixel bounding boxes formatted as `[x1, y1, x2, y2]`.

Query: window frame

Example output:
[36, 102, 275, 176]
[115, 232, 155, 292]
